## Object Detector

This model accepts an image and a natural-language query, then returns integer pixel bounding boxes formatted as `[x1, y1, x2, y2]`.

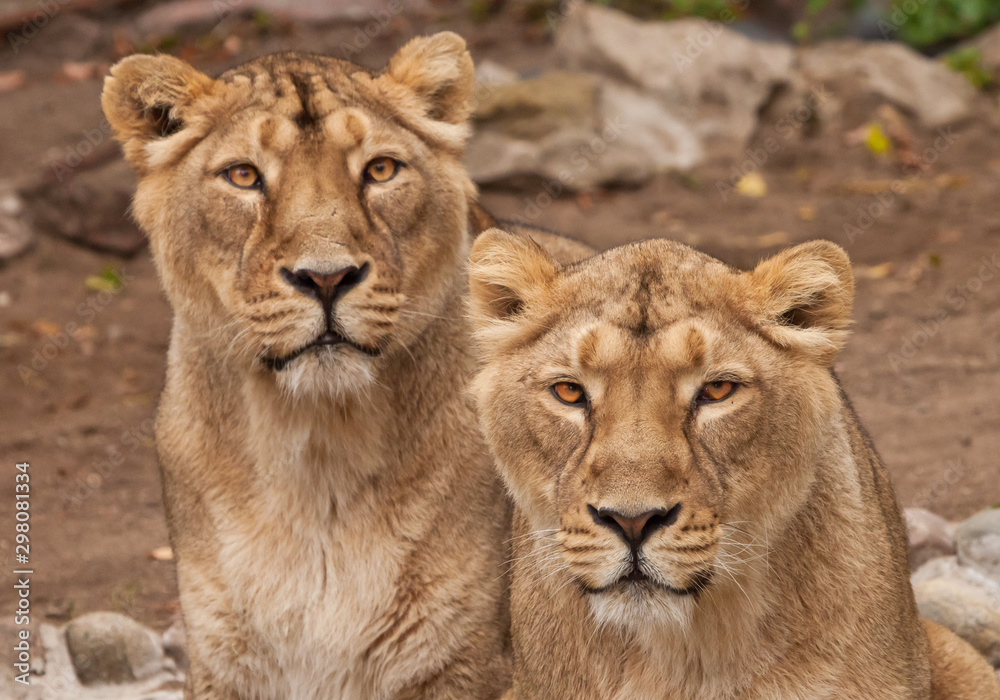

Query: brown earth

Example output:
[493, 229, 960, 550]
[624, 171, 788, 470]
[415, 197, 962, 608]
[0, 0, 998, 656]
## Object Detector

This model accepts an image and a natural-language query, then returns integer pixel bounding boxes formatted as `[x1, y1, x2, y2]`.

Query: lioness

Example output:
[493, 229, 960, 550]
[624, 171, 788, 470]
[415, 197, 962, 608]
[467, 230, 1000, 699]
[102, 36, 588, 698]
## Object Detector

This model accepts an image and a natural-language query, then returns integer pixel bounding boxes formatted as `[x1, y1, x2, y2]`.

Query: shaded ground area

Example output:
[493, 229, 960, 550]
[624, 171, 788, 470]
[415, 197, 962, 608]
[0, 0, 998, 652]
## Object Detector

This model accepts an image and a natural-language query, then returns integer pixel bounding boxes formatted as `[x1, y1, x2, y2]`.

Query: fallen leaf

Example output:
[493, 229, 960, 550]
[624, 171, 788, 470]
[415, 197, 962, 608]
[854, 262, 894, 279]
[933, 174, 970, 189]
[0, 70, 26, 93]
[85, 265, 125, 293]
[59, 62, 97, 81]
[736, 172, 767, 198]
[0, 332, 24, 348]
[148, 546, 174, 561]
[223, 35, 242, 56]
[756, 231, 790, 247]
[30, 320, 62, 336]
[73, 325, 98, 356]
[650, 209, 672, 224]
[864, 123, 891, 156]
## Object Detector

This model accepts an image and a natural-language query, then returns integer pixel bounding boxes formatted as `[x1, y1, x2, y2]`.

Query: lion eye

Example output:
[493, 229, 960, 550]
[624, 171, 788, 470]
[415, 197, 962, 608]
[223, 164, 262, 190]
[552, 382, 587, 406]
[697, 381, 736, 404]
[363, 157, 401, 184]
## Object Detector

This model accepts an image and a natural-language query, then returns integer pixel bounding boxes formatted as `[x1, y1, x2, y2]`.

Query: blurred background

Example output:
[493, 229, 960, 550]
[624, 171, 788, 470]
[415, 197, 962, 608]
[1, 0, 999, 694]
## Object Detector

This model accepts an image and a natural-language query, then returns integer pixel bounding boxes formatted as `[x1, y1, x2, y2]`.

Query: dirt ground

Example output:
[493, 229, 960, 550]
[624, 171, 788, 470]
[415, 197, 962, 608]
[1, 1, 998, 651]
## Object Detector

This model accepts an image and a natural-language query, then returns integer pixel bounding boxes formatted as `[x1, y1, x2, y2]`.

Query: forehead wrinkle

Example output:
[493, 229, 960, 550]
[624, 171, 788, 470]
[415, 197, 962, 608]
[575, 323, 639, 377]
[326, 108, 369, 151]
[655, 319, 711, 371]
[253, 113, 298, 154]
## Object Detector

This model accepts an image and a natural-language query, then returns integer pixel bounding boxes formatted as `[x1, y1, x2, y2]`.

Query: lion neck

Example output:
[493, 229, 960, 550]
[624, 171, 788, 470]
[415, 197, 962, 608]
[166, 260, 474, 518]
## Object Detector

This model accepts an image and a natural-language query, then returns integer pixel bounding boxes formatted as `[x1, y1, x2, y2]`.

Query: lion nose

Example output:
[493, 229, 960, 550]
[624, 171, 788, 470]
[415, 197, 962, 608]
[281, 263, 369, 307]
[588, 503, 682, 549]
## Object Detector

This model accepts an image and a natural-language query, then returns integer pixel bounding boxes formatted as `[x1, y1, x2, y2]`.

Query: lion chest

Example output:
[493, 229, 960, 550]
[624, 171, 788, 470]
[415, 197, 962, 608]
[215, 493, 427, 699]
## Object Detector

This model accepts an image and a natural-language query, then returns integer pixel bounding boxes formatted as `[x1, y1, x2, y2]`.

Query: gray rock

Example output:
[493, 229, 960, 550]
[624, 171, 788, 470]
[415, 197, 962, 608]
[905, 507, 956, 571]
[955, 508, 1000, 581]
[799, 40, 975, 128]
[161, 618, 188, 672]
[25, 159, 146, 256]
[65, 612, 165, 686]
[966, 24, 1000, 83]
[0, 184, 34, 261]
[136, 0, 429, 34]
[914, 578, 1000, 667]
[475, 60, 518, 87]
[912, 555, 1000, 609]
[465, 72, 701, 190]
[554, 4, 794, 160]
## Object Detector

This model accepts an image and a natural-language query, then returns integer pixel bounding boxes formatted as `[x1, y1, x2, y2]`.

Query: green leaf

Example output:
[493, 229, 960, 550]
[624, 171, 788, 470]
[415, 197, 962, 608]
[807, 0, 828, 15]
[85, 265, 124, 293]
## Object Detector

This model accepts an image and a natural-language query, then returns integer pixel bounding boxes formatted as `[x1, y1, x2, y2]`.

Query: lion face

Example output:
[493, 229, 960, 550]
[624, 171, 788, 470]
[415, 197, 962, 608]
[469, 232, 854, 630]
[103, 36, 477, 399]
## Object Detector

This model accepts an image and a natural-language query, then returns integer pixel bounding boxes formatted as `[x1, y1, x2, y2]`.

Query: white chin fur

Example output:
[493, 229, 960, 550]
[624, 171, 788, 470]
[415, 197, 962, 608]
[272, 346, 377, 402]
[588, 586, 695, 632]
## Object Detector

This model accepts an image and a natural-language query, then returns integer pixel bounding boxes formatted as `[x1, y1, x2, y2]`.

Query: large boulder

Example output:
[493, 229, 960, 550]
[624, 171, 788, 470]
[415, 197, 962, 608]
[913, 555, 1000, 610]
[955, 508, 1000, 580]
[905, 507, 956, 571]
[966, 24, 1000, 84]
[465, 71, 701, 190]
[65, 612, 166, 685]
[553, 4, 795, 160]
[914, 578, 1000, 667]
[798, 40, 976, 128]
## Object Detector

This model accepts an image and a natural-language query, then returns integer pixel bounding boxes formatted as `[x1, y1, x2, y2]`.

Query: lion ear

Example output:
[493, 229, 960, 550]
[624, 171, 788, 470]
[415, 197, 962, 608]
[382, 31, 475, 126]
[101, 54, 215, 172]
[468, 228, 559, 328]
[749, 240, 854, 362]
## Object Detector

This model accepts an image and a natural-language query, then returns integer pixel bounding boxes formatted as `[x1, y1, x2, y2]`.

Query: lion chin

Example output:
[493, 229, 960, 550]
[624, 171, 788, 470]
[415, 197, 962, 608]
[584, 570, 709, 631]
[587, 582, 697, 634]
[268, 344, 380, 402]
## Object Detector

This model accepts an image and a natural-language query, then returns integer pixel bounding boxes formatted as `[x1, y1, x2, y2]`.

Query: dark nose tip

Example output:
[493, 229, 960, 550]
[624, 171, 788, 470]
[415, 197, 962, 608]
[588, 503, 682, 549]
[281, 263, 369, 305]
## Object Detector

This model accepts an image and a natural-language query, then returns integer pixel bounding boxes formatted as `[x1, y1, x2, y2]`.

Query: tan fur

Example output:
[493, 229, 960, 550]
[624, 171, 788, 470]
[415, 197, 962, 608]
[925, 620, 1000, 699]
[102, 38, 589, 699]
[468, 231, 998, 699]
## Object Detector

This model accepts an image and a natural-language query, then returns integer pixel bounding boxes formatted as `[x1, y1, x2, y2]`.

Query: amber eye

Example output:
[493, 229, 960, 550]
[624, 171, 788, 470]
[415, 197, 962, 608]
[222, 164, 262, 190]
[363, 157, 401, 184]
[552, 382, 587, 406]
[697, 381, 736, 404]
